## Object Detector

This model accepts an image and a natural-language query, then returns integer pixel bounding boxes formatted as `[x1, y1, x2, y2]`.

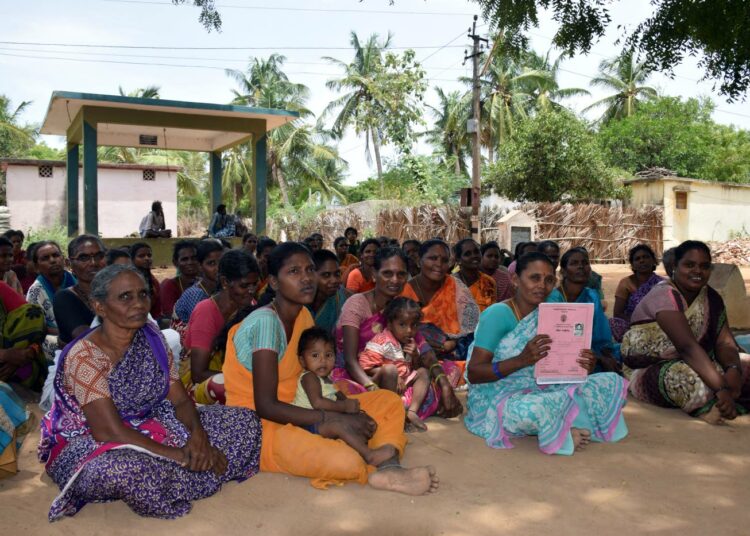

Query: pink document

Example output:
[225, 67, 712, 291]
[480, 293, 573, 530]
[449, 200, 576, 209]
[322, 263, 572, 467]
[534, 302, 594, 384]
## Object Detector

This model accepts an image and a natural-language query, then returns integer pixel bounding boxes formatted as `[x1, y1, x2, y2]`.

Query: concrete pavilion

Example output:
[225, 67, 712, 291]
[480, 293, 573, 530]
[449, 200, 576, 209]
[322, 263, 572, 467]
[40, 91, 299, 236]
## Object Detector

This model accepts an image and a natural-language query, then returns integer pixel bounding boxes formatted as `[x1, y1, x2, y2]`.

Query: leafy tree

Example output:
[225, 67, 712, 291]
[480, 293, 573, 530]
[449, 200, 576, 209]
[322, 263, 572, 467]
[25, 142, 64, 160]
[171, 0, 221, 31]
[700, 125, 750, 184]
[366, 49, 427, 155]
[471, 0, 750, 100]
[347, 154, 467, 205]
[487, 110, 623, 202]
[583, 52, 658, 124]
[597, 96, 750, 182]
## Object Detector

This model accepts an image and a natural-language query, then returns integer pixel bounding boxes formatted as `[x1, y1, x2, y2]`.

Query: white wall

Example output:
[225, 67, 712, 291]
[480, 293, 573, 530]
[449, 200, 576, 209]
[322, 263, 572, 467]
[6, 163, 178, 237]
[681, 180, 750, 242]
[629, 179, 750, 247]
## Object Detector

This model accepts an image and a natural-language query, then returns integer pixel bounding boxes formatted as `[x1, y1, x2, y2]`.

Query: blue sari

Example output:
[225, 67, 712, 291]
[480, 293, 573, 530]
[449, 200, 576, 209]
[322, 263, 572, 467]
[307, 287, 347, 335]
[465, 304, 628, 455]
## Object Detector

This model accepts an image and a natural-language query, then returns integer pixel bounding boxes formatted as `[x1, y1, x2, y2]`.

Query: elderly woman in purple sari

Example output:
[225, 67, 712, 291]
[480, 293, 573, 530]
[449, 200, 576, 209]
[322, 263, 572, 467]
[610, 245, 664, 342]
[38, 264, 261, 521]
[334, 247, 462, 422]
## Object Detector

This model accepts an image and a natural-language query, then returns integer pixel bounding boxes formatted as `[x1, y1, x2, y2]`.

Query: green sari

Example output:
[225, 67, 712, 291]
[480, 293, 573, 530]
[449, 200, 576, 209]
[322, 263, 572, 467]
[0, 302, 47, 391]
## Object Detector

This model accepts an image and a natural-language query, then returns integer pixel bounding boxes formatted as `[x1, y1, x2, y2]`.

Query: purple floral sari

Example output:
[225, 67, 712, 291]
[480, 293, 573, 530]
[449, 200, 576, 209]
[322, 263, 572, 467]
[39, 323, 261, 521]
[610, 273, 663, 342]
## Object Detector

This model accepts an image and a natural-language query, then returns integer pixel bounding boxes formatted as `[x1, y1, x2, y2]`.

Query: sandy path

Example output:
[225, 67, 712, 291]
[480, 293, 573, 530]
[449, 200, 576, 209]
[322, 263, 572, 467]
[2, 265, 749, 534]
[3, 399, 749, 536]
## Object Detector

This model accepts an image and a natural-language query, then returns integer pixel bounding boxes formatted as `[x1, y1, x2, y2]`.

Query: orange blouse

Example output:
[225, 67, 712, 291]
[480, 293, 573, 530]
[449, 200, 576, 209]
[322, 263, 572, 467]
[345, 267, 375, 293]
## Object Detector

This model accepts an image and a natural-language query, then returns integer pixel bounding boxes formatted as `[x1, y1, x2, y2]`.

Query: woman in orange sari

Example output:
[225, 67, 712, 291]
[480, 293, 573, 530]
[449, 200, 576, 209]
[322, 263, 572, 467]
[334, 236, 360, 273]
[401, 239, 479, 361]
[453, 239, 496, 312]
[345, 239, 379, 293]
[223, 242, 438, 494]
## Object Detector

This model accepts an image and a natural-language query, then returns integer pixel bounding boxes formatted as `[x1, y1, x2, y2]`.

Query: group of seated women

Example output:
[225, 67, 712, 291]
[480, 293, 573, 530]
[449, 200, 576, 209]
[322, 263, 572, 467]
[0, 228, 747, 522]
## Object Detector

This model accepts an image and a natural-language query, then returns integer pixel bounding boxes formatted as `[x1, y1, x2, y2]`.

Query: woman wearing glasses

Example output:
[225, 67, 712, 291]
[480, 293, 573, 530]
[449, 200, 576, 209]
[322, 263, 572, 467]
[53, 235, 108, 346]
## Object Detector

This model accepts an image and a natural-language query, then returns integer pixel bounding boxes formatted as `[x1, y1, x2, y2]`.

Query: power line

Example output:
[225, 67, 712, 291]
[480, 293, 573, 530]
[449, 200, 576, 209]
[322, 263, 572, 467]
[0, 45, 468, 71]
[100, 0, 475, 16]
[0, 51, 458, 81]
[0, 40, 466, 51]
[419, 31, 468, 65]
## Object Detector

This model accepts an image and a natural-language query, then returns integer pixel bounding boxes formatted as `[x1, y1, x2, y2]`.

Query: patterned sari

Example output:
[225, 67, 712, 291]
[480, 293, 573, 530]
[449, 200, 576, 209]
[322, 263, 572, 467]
[0, 301, 47, 390]
[39, 323, 261, 521]
[0, 381, 30, 478]
[621, 283, 750, 416]
[610, 273, 663, 342]
[334, 307, 461, 420]
[465, 307, 629, 455]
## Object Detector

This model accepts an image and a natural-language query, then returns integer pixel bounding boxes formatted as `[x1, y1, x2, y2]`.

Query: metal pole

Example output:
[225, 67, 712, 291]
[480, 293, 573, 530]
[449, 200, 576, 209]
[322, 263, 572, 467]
[470, 15, 481, 242]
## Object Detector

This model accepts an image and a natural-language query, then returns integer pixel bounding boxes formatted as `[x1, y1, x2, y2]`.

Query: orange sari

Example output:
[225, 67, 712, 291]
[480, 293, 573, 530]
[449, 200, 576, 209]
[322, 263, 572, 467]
[401, 275, 478, 337]
[339, 253, 359, 270]
[223, 307, 406, 489]
[461, 272, 496, 312]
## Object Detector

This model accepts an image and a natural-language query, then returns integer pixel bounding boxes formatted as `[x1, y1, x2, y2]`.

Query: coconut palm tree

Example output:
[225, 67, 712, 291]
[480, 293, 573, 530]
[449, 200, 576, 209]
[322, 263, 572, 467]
[221, 144, 253, 211]
[0, 95, 34, 157]
[479, 54, 540, 162]
[98, 86, 163, 163]
[227, 54, 316, 205]
[424, 88, 471, 176]
[118, 85, 161, 99]
[323, 31, 392, 183]
[523, 50, 590, 113]
[279, 120, 347, 203]
[227, 55, 345, 206]
[583, 52, 658, 123]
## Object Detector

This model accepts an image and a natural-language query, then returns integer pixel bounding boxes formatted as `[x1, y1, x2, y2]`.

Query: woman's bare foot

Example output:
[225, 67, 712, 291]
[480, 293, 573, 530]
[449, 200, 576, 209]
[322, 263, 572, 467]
[571, 428, 591, 451]
[368, 465, 439, 495]
[406, 409, 428, 432]
[698, 406, 726, 425]
[364, 444, 397, 467]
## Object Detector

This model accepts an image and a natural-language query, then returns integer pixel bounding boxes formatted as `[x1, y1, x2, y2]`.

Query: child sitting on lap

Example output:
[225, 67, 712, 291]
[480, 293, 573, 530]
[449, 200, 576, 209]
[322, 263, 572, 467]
[292, 327, 395, 466]
[358, 297, 431, 432]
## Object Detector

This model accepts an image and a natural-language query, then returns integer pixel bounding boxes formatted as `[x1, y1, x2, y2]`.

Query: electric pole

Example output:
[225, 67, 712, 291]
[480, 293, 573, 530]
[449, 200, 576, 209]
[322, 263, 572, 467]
[464, 15, 487, 242]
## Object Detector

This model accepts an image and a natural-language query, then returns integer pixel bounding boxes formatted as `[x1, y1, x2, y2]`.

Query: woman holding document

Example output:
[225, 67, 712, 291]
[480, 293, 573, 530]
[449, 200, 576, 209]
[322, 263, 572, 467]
[465, 252, 629, 455]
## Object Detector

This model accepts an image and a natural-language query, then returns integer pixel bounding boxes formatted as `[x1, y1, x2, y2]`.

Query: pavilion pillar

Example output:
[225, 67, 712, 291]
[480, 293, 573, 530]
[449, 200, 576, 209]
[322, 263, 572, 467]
[210, 151, 223, 213]
[82, 120, 98, 235]
[66, 143, 79, 236]
[253, 134, 267, 235]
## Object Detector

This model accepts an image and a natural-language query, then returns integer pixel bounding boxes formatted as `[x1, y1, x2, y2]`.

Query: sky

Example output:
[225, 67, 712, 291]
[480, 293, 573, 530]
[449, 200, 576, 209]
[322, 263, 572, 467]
[1, 0, 749, 186]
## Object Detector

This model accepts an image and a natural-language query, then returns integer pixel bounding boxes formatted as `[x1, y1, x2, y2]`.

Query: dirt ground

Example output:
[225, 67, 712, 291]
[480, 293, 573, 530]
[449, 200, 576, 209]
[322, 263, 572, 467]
[1, 266, 749, 535]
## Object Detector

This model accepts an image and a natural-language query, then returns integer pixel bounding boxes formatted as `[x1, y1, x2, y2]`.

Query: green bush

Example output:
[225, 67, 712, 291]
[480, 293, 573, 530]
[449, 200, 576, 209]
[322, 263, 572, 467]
[24, 225, 70, 250]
